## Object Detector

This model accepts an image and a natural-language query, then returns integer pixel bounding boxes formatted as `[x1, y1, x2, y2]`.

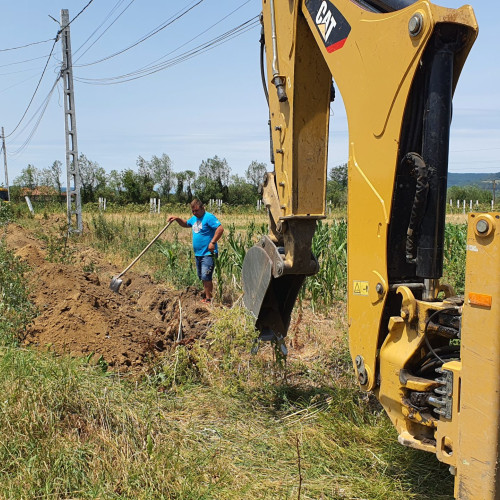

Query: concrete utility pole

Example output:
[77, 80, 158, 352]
[1, 127, 10, 201]
[60, 9, 83, 234]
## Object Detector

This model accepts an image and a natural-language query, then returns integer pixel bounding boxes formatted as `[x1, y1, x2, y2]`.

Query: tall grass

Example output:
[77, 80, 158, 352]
[0, 210, 461, 498]
[0, 306, 454, 499]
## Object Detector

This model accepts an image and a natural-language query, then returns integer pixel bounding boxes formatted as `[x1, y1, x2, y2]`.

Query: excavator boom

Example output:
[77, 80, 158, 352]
[241, 1, 500, 498]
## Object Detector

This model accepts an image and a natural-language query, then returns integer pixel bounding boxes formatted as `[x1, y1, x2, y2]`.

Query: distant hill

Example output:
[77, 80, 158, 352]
[448, 172, 500, 188]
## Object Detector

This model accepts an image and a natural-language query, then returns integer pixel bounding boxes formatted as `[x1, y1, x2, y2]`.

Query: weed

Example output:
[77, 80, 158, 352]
[41, 231, 75, 264]
[90, 212, 116, 249]
[0, 242, 37, 344]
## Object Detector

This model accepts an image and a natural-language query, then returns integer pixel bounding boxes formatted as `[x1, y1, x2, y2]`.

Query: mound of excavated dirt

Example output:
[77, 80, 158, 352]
[4, 223, 211, 372]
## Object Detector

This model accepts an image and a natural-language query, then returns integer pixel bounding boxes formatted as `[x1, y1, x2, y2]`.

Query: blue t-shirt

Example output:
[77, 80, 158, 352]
[186, 211, 222, 256]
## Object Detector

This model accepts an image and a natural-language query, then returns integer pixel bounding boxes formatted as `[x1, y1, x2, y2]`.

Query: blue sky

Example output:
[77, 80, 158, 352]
[0, 0, 498, 185]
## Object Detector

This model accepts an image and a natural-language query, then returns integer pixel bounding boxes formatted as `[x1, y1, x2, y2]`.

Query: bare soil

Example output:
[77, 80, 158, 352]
[4, 222, 211, 373]
[3, 217, 344, 374]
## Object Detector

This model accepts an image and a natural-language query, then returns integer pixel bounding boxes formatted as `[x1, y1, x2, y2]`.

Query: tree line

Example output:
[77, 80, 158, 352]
[11, 154, 270, 206]
[10, 156, 495, 208]
[10, 154, 351, 207]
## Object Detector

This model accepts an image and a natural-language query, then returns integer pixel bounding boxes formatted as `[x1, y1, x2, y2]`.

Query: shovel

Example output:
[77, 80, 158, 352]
[110, 219, 174, 293]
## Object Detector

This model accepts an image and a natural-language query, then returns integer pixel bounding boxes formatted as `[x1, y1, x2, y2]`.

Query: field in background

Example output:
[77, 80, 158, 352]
[0, 200, 467, 499]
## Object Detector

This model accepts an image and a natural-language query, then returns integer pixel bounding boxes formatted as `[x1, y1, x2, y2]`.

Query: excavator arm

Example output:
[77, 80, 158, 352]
[241, 1, 499, 498]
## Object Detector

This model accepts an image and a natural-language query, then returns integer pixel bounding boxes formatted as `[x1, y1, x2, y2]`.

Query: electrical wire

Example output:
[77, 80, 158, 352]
[75, 0, 206, 68]
[0, 54, 51, 69]
[73, 0, 136, 61]
[126, 0, 253, 73]
[9, 76, 61, 156]
[75, 17, 259, 85]
[0, 39, 53, 52]
[4, 38, 58, 139]
[60, 0, 95, 31]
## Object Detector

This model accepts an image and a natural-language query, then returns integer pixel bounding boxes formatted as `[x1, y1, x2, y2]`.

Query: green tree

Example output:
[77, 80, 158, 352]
[227, 175, 258, 205]
[150, 154, 174, 200]
[197, 156, 231, 202]
[121, 169, 155, 204]
[447, 185, 491, 204]
[105, 170, 123, 202]
[245, 160, 267, 188]
[78, 154, 106, 203]
[50, 160, 63, 196]
[14, 164, 39, 190]
[329, 163, 348, 187]
[326, 163, 348, 207]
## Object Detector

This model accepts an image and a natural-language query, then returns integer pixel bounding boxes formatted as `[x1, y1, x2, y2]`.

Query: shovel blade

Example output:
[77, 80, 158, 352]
[109, 276, 123, 293]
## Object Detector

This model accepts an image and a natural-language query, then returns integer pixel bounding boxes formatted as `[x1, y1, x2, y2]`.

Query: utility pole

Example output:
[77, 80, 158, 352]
[1, 127, 10, 201]
[481, 179, 500, 207]
[60, 9, 83, 234]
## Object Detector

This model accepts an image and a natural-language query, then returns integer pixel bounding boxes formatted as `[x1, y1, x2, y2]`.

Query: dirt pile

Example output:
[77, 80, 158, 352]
[4, 223, 211, 372]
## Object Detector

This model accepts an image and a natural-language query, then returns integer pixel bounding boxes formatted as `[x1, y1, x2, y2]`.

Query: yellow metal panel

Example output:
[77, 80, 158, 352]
[456, 213, 500, 499]
[262, 0, 330, 218]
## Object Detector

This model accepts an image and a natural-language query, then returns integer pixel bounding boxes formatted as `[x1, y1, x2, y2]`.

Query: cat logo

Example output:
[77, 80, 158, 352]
[315, 1, 337, 41]
[306, 0, 351, 53]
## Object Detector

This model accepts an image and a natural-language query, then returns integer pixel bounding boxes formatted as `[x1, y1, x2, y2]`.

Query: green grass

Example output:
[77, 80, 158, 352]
[0, 308, 454, 499]
[0, 208, 467, 499]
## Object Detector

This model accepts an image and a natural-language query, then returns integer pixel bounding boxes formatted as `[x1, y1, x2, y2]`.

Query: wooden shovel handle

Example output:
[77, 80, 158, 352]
[116, 219, 174, 279]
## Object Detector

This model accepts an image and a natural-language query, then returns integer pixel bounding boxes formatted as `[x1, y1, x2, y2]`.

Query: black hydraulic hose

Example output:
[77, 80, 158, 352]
[259, 15, 269, 106]
[404, 152, 429, 264]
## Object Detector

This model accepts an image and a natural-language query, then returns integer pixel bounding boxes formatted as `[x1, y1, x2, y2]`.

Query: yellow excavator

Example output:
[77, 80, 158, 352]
[241, 1, 496, 498]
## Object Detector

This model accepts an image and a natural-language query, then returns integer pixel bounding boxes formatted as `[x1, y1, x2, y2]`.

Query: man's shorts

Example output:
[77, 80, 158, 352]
[195, 255, 215, 281]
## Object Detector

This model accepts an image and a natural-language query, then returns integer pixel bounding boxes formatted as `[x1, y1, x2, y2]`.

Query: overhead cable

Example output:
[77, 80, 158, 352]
[4, 38, 58, 139]
[75, 0, 206, 68]
[129, 0, 252, 75]
[0, 54, 51, 69]
[75, 17, 260, 85]
[74, 0, 136, 61]
[60, 0, 96, 31]
[10, 76, 61, 156]
[0, 39, 53, 52]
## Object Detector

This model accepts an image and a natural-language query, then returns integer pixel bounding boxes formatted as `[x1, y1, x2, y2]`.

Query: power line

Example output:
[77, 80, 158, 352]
[74, 0, 137, 61]
[4, 38, 58, 139]
[75, 0, 206, 68]
[3, 0, 95, 140]
[0, 54, 51, 69]
[9, 76, 61, 156]
[125, 0, 252, 76]
[60, 0, 96, 31]
[75, 17, 260, 85]
[0, 38, 53, 52]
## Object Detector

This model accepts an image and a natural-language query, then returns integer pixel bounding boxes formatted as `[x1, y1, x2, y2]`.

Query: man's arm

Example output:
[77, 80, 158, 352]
[208, 225, 224, 253]
[167, 215, 189, 228]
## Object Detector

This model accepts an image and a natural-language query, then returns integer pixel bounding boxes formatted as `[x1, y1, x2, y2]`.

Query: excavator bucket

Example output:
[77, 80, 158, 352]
[242, 237, 308, 340]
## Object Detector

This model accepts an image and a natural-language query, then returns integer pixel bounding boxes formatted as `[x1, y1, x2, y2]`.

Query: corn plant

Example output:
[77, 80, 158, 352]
[300, 219, 348, 311]
[443, 223, 467, 295]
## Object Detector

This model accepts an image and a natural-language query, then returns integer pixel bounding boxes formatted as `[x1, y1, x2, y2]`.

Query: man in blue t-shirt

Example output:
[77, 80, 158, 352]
[168, 199, 224, 303]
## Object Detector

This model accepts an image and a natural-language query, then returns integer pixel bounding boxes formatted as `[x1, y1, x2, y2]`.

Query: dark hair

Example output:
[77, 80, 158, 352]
[190, 198, 204, 209]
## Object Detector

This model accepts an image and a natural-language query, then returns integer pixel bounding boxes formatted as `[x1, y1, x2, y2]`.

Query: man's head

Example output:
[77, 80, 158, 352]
[190, 199, 205, 218]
